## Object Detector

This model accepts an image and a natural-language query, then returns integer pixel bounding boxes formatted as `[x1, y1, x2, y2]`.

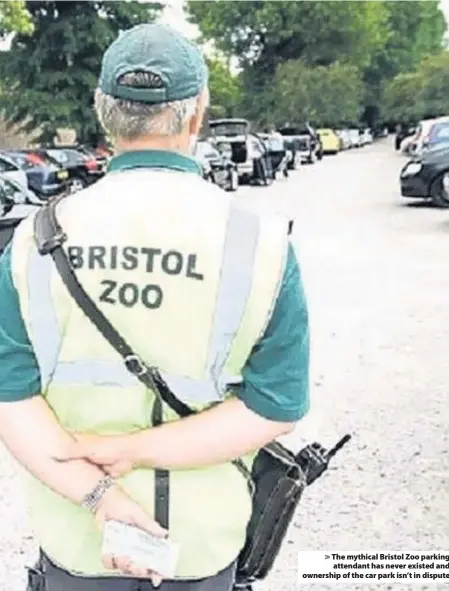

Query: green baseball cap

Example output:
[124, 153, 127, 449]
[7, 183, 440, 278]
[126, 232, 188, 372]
[99, 23, 208, 104]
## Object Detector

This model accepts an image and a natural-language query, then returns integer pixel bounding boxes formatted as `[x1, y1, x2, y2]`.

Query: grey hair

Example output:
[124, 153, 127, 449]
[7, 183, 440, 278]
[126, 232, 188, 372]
[94, 71, 204, 140]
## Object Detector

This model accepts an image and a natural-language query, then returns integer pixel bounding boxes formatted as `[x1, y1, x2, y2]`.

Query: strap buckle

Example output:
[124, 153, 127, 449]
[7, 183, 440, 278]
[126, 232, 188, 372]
[37, 231, 68, 255]
[124, 354, 148, 376]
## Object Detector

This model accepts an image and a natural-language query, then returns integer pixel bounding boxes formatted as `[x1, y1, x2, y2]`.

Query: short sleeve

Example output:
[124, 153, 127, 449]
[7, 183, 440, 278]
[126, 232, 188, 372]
[0, 243, 41, 401]
[236, 243, 310, 421]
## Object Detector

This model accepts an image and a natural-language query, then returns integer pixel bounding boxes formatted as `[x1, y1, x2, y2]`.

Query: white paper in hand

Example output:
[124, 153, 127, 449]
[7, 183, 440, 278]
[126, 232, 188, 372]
[102, 520, 180, 578]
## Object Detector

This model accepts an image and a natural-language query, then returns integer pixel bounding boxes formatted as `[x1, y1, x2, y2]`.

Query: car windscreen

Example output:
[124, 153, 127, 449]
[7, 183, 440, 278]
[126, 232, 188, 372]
[429, 122, 449, 143]
[195, 143, 219, 159]
[424, 141, 449, 155]
[6, 153, 35, 170]
[279, 127, 310, 136]
[210, 123, 247, 137]
[22, 151, 61, 169]
[47, 149, 69, 165]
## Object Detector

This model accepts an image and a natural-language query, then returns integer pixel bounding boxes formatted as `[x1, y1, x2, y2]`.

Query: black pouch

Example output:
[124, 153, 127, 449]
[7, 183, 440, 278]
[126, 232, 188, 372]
[235, 435, 351, 585]
[236, 442, 306, 581]
[26, 556, 45, 591]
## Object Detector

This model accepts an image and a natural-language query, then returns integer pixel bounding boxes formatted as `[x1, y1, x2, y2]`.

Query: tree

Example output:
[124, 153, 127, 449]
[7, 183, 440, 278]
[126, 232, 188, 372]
[418, 53, 449, 119]
[271, 61, 364, 128]
[0, 0, 33, 36]
[206, 57, 243, 118]
[271, 60, 311, 126]
[382, 72, 425, 124]
[188, 0, 387, 123]
[382, 50, 449, 125]
[0, 1, 162, 145]
[363, 0, 446, 126]
[188, 1, 387, 70]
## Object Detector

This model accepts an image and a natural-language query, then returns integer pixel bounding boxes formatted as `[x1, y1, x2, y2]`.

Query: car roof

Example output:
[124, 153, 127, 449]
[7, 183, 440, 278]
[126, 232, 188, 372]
[209, 119, 248, 125]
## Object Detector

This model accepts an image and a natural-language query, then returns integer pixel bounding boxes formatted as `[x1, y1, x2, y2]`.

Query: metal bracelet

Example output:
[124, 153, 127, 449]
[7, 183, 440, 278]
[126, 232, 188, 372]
[81, 475, 116, 513]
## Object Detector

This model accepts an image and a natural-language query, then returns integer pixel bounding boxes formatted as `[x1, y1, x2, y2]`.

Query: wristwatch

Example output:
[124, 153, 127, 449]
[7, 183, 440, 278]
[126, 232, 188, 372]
[81, 475, 116, 513]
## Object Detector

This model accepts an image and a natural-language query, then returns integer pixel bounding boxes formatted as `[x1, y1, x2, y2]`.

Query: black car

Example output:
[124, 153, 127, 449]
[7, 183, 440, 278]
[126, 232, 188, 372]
[400, 142, 449, 206]
[279, 124, 323, 164]
[44, 147, 105, 193]
[51, 144, 108, 173]
[6, 150, 69, 200]
[0, 176, 41, 253]
[194, 140, 239, 191]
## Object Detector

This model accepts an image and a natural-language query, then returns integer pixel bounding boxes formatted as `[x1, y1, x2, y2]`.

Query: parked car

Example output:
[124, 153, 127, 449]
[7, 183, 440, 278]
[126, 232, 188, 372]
[316, 129, 340, 155]
[417, 117, 449, 154]
[402, 119, 436, 157]
[209, 119, 272, 185]
[6, 150, 69, 200]
[278, 123, 322, 164]
[360, 128, 373, 145]
[0, 175, 41, 253]
[337, 129, 352, 150]
[400, 142, 449, 206]
[52, 144, 109, 173]
[348, 128, 362, 148]
[44, 147, 104, 192]
[194, 139, 239, 191]
[0, 152, 29, 189]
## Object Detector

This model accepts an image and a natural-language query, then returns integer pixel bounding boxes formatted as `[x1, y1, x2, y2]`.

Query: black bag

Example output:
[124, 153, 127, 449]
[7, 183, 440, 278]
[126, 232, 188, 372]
[33, 197, 350, 586]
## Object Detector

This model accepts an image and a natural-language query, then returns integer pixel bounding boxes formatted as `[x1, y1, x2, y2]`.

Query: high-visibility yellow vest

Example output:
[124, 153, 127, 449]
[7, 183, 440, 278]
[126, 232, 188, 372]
[10, 167, 289, 579]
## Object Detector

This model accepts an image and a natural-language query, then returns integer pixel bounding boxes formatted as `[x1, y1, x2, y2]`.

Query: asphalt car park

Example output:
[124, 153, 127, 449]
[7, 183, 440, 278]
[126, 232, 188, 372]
[233, 139, 449, 591]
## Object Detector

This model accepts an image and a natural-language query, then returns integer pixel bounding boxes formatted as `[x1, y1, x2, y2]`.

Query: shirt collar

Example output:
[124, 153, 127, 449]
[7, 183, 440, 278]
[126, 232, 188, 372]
[107, 149, 202, 176]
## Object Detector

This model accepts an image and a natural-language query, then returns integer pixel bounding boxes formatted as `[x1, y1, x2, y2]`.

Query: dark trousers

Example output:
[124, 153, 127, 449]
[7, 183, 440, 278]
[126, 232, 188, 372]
[31, 552, 237, 591]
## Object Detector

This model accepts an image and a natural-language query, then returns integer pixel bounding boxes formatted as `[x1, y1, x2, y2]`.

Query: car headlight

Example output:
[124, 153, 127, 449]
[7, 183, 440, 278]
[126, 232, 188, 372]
[402, 162, 422, 177]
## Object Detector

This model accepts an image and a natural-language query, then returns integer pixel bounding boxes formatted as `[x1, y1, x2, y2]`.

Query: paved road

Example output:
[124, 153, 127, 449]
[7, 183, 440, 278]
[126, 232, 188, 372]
[239, 139, 449, 590]
[1, 139, 448, 590]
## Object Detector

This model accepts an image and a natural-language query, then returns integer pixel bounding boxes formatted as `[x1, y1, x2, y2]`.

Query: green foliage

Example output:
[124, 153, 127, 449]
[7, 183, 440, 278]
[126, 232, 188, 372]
[382, 72, 425, 123]
[188, 0, 447, 128]
[272, 61, 363, 128]
[0, 1, 162, 144]
[188, 1, 387, 70]
[206, 58, 243, 118]
[383, 52, 449, 123]
[418, 53, 449, 120]
[363, 0, 446, 123]
[0, 0, 34, 36]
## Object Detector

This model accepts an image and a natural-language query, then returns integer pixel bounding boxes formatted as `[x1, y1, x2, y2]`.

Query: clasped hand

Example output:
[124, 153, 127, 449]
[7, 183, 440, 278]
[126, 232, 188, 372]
[55, 433, 165, 584]
[56, 432, 134, 477]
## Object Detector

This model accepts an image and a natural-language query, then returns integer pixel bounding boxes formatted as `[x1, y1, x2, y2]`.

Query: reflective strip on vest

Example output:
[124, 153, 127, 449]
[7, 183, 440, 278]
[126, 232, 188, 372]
[27, 207, 259, 404]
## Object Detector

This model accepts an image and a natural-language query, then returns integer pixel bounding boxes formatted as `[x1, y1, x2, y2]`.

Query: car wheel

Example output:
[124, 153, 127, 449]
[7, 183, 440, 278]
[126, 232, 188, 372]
[430, 173, 449, 207]
[69, 177, 87, 193]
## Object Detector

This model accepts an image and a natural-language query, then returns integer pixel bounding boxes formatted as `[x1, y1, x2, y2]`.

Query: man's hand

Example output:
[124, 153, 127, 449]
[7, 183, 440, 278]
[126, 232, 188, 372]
[95, 484, 166, 585]
[55, 433, 134, 477]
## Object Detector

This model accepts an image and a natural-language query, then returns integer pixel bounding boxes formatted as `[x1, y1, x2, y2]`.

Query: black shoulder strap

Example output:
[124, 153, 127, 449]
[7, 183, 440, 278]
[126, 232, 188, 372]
[33, 198, 253, 529]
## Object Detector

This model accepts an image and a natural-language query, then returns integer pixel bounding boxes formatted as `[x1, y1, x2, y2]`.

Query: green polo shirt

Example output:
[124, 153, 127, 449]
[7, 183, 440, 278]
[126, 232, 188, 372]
[0, 150, 310, 422]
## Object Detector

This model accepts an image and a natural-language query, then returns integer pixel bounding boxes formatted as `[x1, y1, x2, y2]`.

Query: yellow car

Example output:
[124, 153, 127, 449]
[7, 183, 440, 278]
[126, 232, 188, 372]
[317, 129, 340, 155]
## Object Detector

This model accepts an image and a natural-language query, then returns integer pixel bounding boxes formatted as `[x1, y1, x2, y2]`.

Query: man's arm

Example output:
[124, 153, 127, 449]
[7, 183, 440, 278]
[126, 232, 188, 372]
[0, 243, 109, 502]
[0, 396, 113, 503]
[0, 243, 167, 568]
[64, 242, 310, 470]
